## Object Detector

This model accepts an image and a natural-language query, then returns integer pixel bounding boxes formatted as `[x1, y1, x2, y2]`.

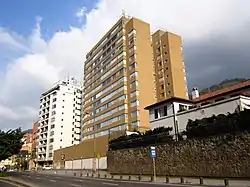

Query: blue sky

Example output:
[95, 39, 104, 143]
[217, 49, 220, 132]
[0, 0, 98, 39]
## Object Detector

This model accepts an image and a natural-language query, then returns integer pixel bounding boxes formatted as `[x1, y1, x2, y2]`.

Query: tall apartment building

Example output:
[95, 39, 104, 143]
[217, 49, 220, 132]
[37, 78, 82, 165]
[152, 30, 188, 101]
[82, 16, 156, 140]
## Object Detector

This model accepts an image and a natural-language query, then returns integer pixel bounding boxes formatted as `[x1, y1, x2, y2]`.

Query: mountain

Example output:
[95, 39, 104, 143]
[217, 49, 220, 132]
[199, 78, 247, 94]
[23, 129, 33, 134]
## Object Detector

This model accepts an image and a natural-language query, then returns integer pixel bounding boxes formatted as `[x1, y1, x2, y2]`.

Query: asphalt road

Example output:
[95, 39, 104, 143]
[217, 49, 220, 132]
[7, 172, 188, 187]
[0, 181, 18, 187]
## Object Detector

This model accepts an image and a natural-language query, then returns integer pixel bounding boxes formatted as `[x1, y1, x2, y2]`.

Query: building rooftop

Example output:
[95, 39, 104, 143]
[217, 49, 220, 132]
[144, 97, 193, 110]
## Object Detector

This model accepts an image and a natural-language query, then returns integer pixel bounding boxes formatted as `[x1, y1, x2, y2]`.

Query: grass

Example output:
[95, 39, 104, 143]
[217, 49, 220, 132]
[0, 172, 8, 177]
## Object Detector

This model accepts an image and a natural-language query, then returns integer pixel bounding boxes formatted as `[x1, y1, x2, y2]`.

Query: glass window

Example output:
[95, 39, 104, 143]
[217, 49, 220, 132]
[154, 109, 158, 119]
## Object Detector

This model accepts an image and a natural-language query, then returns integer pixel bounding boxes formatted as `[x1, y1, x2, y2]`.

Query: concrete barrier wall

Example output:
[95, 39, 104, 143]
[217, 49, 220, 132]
[64, 157, 107, 170]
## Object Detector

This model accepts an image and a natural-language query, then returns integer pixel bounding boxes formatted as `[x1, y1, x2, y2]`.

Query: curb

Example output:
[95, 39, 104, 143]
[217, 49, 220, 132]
[0, 178, 30, 187]
[0, 177, 32, 187]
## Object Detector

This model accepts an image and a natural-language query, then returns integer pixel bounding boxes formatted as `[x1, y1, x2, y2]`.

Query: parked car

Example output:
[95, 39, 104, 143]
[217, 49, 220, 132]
[42, 165, 52, 170]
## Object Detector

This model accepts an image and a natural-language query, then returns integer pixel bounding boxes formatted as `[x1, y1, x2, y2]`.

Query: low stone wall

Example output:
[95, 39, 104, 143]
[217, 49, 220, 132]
[107, 133, 250, 178]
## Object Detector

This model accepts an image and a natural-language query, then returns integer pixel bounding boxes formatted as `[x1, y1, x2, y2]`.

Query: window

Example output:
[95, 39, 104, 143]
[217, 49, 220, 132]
[154, 109, 158, 119]
[130, 81, 138, 88]
[61, 119, 63, 121]
[51, 117, 55, 122]
[129, 38, 134, 45]
[131, 110, 139, 117]
[179, 104, 187, 112]
[52, 98, 57, 102]
[49, 138, 54, 143]
[52, 111, 56, 115]
[129, 62, 137, 70]
[131, 121, 140, 127]
[49, 153, 53, 157]
[131, 100, 139, 107]
[130, 72, 138, 79]
[62, 112, 64, 115]
[159, 106, 168, 117]
[51, 124, 55, 129]
[52, 104, 56, 109]
[50, 131, 54, 136]
[161, 85, 164, 89]
[130, 90, 139, 97]
[159, 61, 162, 66]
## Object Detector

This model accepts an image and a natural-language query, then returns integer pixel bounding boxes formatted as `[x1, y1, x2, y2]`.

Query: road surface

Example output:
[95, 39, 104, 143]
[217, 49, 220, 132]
[0, 180, 18, 187]
[7, 171, 193, 187]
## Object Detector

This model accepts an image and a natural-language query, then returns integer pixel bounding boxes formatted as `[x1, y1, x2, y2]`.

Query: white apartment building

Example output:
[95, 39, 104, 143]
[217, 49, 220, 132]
[37, 78, 83, 165]
[145, 95, 250, 135]
[145, 80, 250, 138]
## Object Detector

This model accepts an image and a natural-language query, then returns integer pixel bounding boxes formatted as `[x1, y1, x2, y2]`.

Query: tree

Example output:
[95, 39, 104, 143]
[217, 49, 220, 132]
[0, 128, 24, 161]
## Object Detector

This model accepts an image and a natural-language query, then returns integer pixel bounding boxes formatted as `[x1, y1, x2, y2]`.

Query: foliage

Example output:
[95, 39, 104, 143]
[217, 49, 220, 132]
[109, 109, 250, 150]
[183, 109, 250, 139]
[0, 128, 24, 161]
[0, 172, 8, 177]
[14, 157, 28, 170]
[109, 127, 173, 150]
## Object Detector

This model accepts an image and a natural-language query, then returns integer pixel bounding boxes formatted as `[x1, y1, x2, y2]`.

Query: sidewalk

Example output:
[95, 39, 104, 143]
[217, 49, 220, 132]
[36, 169, 250, 187]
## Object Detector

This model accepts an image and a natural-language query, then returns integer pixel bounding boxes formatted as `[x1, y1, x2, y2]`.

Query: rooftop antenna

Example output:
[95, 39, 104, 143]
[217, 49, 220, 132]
[66, 71, 70, 83]
[122, 9, 126, 17]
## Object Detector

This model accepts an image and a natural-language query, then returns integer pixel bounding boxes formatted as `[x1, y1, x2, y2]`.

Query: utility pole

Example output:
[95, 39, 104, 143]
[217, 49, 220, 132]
[93, 129, 96, 173]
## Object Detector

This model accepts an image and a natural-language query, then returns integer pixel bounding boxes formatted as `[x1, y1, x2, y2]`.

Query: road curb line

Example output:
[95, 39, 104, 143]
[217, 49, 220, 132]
[0, 177, 32, 187]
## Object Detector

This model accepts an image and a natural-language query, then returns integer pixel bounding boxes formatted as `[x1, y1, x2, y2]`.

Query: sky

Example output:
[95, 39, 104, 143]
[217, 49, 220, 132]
[0, 0, 250, 131]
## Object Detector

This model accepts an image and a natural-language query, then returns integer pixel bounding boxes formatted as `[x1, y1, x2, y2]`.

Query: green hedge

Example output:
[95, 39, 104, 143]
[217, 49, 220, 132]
[109, 127, 173, 150]
[184, 109, 250, 139]
[109, 109, 250, 150]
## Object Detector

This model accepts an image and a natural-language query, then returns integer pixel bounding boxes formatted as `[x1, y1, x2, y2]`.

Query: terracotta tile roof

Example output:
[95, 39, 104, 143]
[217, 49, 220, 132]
[193, 80, 250, 102]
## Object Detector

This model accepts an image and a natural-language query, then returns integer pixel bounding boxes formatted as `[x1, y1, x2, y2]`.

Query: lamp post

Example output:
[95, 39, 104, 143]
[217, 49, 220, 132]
[81, 157, 83, 171]
[93, 131, 96, 173]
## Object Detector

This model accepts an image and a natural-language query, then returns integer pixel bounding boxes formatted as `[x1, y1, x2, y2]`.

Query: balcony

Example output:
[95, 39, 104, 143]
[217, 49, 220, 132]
[74, 129, 81, 134]
[37, 157, 46, 161]
[74, 122, 81, 128]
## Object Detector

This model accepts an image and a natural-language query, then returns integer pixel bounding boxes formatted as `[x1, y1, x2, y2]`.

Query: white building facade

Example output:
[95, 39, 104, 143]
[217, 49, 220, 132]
[145, 95, 250, 137]
[37, 78, 83, 164]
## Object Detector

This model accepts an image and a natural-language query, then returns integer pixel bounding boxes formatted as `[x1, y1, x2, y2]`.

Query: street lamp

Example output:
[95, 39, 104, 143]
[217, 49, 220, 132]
[93, 129, 96, 173]
[80, 157, 83, 171]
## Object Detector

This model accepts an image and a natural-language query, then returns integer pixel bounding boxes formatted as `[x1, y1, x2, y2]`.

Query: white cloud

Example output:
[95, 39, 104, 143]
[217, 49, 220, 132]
[76, 6, 88, 22]
[0, 28, 28, 51]
[0, 0, 250, 130]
